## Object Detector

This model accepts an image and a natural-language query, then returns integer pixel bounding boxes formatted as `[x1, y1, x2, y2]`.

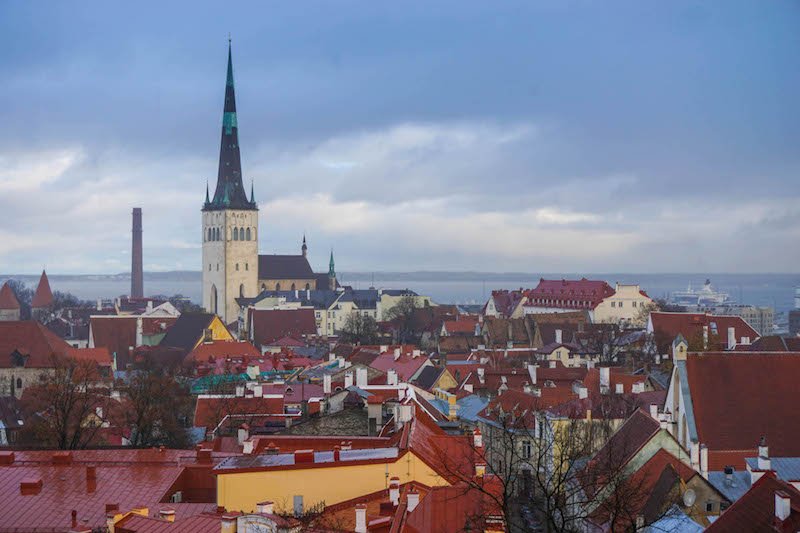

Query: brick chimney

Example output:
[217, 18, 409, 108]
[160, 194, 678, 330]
[131, 208, 143, 298]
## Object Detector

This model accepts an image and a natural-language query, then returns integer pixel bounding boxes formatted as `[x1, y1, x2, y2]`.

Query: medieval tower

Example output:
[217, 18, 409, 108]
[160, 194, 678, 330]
[202, 41, 258, 324]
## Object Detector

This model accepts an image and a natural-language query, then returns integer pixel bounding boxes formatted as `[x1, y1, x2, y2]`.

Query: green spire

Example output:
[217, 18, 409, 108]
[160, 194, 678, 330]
[328, 249, 335, 277]
[226, 37, 234, 88]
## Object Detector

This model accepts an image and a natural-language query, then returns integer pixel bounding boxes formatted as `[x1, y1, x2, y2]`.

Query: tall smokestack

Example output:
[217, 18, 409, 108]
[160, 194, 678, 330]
[131, 208, 143, 298]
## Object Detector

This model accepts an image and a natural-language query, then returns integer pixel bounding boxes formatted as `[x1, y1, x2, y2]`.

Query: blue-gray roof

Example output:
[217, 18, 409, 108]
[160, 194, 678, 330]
[707, 470, 752, 502]
[745, 457, 800, 482]
[429, 394, 488, 423]
[642, 506, 704, 533]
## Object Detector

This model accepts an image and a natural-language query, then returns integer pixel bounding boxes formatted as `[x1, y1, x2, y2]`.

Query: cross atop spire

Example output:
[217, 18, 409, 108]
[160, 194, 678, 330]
[205, 39, 257, 211]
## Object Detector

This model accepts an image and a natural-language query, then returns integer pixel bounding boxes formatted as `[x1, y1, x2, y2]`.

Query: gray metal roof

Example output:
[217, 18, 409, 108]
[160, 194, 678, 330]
[707, 470, 752, 502]
[214, 446, 398, 471]
[745, 457, 800, 482]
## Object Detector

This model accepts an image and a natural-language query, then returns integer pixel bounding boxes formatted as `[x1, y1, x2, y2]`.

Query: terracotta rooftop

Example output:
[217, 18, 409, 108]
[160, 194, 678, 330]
[706, 472, 800, 532]
[650, 312, 759, 351]
[186, 340, 260, 363]
[687, 353, 800, 457]
[0, 320, 72, 368]
[249, 308, 316, 346]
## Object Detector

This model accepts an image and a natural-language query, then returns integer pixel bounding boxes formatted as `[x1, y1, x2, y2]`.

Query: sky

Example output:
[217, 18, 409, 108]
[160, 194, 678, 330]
[0, 1, 798, 275]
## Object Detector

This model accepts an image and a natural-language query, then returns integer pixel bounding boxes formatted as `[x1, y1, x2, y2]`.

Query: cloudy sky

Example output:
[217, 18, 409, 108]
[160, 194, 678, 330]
[1, 1, 798, 275]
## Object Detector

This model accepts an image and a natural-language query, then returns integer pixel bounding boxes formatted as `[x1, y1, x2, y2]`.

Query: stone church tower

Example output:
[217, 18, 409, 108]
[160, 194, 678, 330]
[202, 41, 258, 324]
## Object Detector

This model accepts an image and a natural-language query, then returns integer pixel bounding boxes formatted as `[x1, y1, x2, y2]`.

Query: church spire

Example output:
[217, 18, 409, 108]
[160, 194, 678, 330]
[206, 39, 256, 211]
[301, 234, 308, 257]
[205, 181, 210, 205]
[328, 249, 336, 277]
[250, 179, 255, 203]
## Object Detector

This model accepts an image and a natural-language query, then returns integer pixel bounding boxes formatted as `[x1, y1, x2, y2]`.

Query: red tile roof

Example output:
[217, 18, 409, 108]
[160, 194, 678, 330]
[488, 289, 526, 317]
[526, 278, 615, 310]
[706, 472, 800, 532]
[116, 512, 223, 533]
[0, 320, 72, 368]
[442, 316, 479, 335]
[186, 340, 260, 362]
[650, 312, 759, 351]
[686, 352, 800, 457]
[0, 449, 223, 532]
[403, 478, 505, 533]
[0, 282, 20, 310]
[249, 308, 317, 346]
[69, 347, 114, 366]
[193, 394, 286, 430]
[31, 270, 54, 308]
[369, 347, 430, 382]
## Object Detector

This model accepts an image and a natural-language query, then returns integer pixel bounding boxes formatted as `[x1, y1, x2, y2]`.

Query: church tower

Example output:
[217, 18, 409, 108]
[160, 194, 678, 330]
[202, 40, 258, 324]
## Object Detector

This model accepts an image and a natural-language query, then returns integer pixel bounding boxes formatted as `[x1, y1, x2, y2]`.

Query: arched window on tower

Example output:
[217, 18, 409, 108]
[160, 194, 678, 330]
[276, 283, 281, 291]
[261, 284, 266, 292]
[233, 227, 239, 241]
[291, 283, 296, 291]
[207, 228, 212, 242]
[240, 284, 245, 298]
[305, 283, 310, 291]
[246, 228, 251, 241]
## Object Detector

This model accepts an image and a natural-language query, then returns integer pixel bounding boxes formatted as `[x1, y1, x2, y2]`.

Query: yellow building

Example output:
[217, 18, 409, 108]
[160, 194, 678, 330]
[592, 283, 653, 325]
[214, 414, 476, 514]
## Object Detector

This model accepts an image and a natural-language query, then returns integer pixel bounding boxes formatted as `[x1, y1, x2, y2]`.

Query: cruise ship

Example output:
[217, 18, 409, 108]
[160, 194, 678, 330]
[671, 279, 731, 307]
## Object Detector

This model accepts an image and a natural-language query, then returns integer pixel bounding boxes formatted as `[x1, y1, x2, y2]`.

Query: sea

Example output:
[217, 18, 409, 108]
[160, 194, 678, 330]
[11, 273, 799, 314]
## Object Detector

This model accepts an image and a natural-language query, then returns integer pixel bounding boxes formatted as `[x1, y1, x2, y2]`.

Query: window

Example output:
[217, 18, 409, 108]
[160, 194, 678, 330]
[239, 284, 244, 298]
[705, 501, 714, 513]
[236, 263, 239, 271]
[261, 284, 267, 291]
[305, 283, 310, 290]
[207, 228, 211, 241]
[632, 301, 637, 308]
[246, 228, 251, 241]
[618, 301, 623, 307]
[233, 227, 239, 240]
[291, 283, 296, 291]
[245, 263, 248, 271]
[522, 440, 532, 459]
[611, 302, 616, 308]
[293, 495, 304, 517]
[208, 264, 211, 271]
[216, 263, 219, 271]
[16, 378, 22, 390]
[276, 283, 281, 291]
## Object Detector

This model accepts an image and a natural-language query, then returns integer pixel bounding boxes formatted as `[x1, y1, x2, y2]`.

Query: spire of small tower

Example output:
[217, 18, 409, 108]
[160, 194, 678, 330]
[301, 234, 308, 258]
[32, 270, 54, 309]
[328, 249, 336, 277]
[250, 179, 255, 204]
[205, 182, 210, 204]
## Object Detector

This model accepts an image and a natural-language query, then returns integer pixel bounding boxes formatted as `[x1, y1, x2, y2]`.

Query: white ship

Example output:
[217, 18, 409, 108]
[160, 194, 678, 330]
[671, 279, 731, 307]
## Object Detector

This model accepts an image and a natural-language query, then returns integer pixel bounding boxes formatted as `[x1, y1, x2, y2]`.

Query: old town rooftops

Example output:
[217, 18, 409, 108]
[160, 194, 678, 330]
[214, 447, 400, 472]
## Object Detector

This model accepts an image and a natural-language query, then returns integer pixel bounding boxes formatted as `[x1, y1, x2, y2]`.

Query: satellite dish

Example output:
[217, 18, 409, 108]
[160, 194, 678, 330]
[683, 488, 697, 507]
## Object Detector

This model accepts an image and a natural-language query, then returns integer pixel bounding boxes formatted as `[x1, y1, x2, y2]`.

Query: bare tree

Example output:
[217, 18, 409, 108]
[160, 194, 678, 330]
[18, 356, 109, 449]
[120, 369, 193, 447]
[339, 312, 379, 345]
[384, 295, 420, 344]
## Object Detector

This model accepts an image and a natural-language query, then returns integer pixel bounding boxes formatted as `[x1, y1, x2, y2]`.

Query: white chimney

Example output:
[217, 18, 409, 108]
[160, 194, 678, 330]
[600, 367, 610, 390]
[235, 385, 245, 397]
[775, 491, 791, 522]
[389, 477, 400, 506]
[700, 444, 708, 479]
[527, 364, 537, 385]
[135, 317, 143, 347]
[649, 404, 659, 420]
[354, 504, 367, 533]
[615, 383, 624, 394]
[344, 371, 354, 389]
[578, 386, 588, 400]
[387, 369, 398, 386]
[412, 349, 420, 358]
[252, 384, 263, 398]
[96, 298, 102, 311]
[329, 352, 335, 362]
[237, 425, 249, 445]
[549, 360, 556, 369]
[727, 327, 736, 350]
[407, 489, 420, 513]
[477, 367, 485, 384]
[323, 374, 331, 394]
[758, 437, 771, 471]
[741, 336, 750, 345]
[146, 300, 153, 312]
[393, 348, 401, 361]
[555, 329, 562, 344]
[473, 427, 483, 448]
[256, 501, 274, 514]
[356, 367, 368, 388]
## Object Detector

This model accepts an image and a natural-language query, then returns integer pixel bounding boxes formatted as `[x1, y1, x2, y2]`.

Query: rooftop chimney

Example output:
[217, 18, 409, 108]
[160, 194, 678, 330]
[159, 509, 176, 522]
[407, 489, 420, 513]
[473, 427, 483, 448]
[555, 329, 562, 344]
[237, 424, 250, 445]
[393, 348, 401, 361]
[649, 404, 659, 420]
[700, 444, 708, 479]
[775, 490, 791, 522]
[131, 208, 143, 298]
[344, 371, 354, 389]
[355, 503, 367, 533]
[256, 501, 274, 515]
[758, 436, 771, 471]
[387, 369, 398, 386]
[323, 374, 332, 394]
[389, 477, 400, 506]
[600, 367, 610, 391]
[356, 367, 368, 388]
[727, 327, 736, 350]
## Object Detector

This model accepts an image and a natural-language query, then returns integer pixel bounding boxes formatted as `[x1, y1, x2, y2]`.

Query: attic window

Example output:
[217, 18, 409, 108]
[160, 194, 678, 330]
[544, 380, 556, 388]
